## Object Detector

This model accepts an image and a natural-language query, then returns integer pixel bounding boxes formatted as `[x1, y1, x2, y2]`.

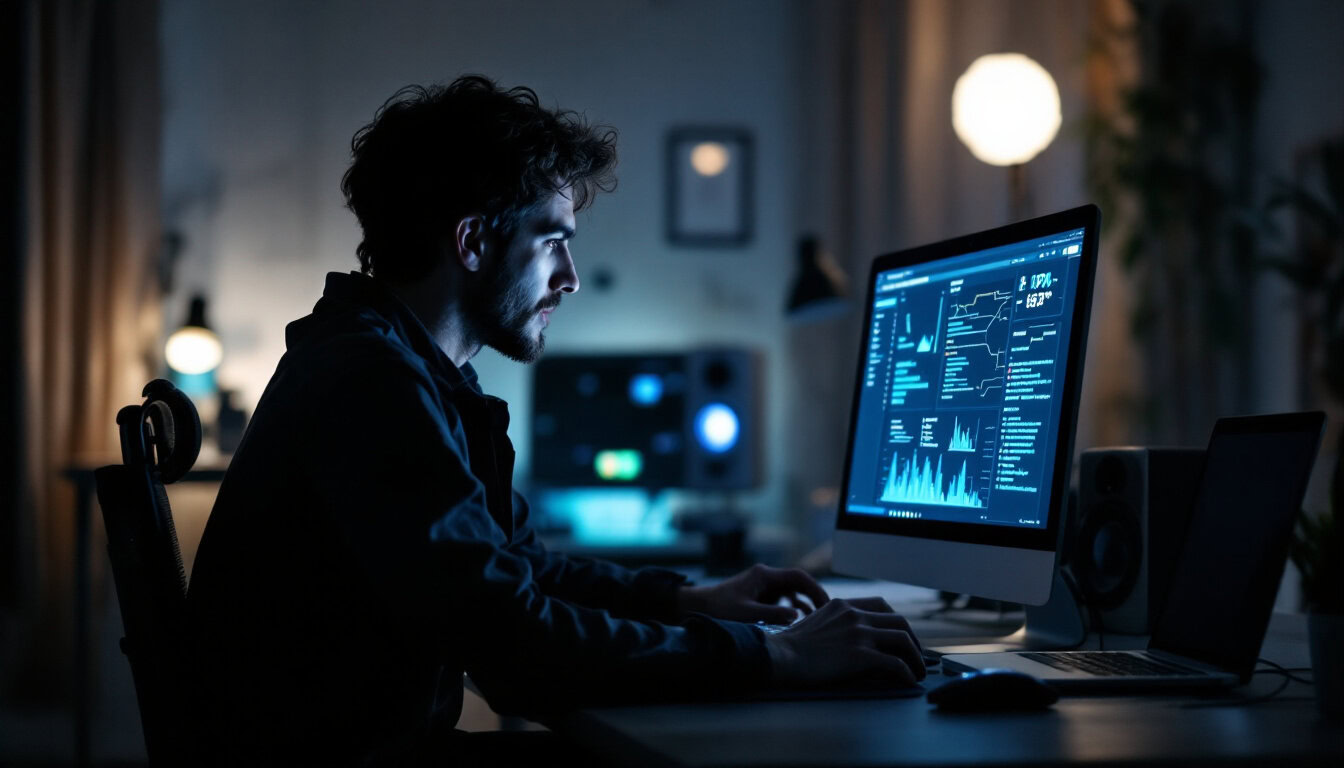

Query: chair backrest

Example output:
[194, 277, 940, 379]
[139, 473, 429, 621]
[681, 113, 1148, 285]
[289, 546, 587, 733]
[95, 379, 202, 765]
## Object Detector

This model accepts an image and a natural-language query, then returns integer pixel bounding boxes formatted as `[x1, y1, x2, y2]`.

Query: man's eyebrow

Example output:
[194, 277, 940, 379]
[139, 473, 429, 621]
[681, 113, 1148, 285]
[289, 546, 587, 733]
[542, 223, 576, 240]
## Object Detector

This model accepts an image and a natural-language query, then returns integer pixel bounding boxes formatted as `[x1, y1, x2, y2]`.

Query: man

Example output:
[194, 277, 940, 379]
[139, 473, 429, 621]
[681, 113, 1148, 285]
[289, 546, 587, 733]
[188, 75, 924, 764]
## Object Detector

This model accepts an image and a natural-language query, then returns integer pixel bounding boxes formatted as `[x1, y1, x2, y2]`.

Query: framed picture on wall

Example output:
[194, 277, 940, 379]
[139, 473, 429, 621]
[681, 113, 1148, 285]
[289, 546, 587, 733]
[666, 127, 753, 247]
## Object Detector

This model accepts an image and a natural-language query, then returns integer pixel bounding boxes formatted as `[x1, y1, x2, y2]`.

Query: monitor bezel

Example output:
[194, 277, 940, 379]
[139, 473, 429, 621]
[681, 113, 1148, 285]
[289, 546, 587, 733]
[834, 204, 1101, 554]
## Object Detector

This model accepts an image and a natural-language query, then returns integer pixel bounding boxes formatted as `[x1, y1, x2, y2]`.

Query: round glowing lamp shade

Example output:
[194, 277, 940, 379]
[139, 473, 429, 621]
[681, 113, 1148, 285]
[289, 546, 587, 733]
[165, 326, 223, 375]
[952, 53, 1061, 166]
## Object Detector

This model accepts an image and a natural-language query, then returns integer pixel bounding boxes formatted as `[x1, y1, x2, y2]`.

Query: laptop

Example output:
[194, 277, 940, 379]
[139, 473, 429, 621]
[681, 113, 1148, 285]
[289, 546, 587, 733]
[942, 411, 1326, 692]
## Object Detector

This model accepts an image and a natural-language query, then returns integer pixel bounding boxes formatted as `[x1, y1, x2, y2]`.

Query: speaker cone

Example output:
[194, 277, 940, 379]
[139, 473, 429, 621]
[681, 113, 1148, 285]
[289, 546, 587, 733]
[1078, 501, 1141, 610]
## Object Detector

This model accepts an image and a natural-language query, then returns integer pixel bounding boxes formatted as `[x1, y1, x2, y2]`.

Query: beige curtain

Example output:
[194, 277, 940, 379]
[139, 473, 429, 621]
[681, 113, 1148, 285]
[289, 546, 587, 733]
[9, 0, 161, 702]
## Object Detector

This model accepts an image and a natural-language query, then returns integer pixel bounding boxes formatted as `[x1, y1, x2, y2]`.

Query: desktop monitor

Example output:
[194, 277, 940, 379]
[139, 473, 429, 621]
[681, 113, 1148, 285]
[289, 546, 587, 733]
[531, 349, 762, 491]
[833, 205, 1100, 605]
[532, 353, 689, 489]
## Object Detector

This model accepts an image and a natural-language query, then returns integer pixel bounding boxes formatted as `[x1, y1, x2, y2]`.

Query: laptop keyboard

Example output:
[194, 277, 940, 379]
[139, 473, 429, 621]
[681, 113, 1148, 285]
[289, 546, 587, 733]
[1022, 651, 1203, 677]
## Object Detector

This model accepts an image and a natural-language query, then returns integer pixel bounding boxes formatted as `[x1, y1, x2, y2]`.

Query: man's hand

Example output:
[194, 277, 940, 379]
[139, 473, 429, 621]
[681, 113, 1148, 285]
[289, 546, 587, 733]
[763, 597, 925, 687]
[676, 564, 830, 625]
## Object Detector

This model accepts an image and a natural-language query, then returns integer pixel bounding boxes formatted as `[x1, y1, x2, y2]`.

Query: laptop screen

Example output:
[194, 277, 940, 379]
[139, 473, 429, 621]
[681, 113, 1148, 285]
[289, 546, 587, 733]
[1150, 413, 1324, 680]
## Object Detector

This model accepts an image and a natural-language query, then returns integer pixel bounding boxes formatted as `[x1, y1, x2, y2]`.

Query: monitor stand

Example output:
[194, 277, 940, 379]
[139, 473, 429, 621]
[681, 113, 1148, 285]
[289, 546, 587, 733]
[931, 570, 1086, 653]
[1019, 569, 1087, 648]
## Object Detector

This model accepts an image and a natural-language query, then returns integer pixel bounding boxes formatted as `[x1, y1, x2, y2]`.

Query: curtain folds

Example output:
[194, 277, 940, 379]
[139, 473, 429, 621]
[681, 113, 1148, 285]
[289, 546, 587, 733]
[8, 0, 161, 703]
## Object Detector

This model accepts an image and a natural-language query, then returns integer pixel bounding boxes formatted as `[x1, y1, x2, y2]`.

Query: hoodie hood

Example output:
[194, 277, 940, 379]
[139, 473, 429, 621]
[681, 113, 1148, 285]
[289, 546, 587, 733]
[284, 271, 479, 393]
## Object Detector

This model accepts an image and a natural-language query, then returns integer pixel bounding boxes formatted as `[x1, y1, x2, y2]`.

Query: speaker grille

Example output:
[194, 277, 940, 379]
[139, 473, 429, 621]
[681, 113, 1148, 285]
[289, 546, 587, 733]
[1078, 499, 1142, 609]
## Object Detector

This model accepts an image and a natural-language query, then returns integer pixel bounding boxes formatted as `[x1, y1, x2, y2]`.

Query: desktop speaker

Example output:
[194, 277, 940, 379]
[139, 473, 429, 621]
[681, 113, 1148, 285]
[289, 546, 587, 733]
[1073, 447, 1206, 635]
[683, 348, 762, 490]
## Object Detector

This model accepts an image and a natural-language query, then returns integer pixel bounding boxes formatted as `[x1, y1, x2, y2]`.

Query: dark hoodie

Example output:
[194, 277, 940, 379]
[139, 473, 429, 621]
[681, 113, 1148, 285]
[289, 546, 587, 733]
[187, 272, 770, 764]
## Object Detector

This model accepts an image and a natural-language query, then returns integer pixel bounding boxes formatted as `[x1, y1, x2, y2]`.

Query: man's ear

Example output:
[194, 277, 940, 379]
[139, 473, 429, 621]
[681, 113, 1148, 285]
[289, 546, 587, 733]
[454, 214, 488, 272]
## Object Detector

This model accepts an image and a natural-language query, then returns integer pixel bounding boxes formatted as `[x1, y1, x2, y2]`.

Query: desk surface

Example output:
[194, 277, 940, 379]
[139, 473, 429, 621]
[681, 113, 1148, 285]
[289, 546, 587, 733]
[557, 612, 1343, 767]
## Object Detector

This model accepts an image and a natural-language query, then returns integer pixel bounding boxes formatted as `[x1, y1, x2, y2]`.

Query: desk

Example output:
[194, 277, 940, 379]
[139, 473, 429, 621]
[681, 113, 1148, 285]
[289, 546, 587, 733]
[556, 612, 1344, 766]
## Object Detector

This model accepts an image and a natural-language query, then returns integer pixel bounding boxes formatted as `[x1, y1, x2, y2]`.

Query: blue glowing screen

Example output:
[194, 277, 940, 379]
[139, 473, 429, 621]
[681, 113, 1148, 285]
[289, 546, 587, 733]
[844, 228, 1085, 530]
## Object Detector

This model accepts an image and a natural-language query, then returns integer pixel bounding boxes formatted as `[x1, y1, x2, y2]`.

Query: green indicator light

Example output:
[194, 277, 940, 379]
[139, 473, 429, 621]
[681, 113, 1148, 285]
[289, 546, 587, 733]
[595, 449, 644, 481]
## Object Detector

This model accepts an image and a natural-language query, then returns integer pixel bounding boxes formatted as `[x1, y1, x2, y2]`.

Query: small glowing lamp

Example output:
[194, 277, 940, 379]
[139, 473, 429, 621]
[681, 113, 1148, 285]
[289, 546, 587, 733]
[952, 53, 1061, 167]
[690, 142, 730, 177]
[164, 295, 223, 375]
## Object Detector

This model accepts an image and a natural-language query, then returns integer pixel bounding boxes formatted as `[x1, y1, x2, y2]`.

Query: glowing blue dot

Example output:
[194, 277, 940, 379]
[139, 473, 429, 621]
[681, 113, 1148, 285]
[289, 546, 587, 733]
[694, 403, 739, 454]
[629, 374, 664, 406]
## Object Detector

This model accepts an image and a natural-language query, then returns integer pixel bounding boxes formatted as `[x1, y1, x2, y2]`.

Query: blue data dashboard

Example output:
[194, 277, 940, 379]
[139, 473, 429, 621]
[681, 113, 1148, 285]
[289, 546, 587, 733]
[845, 228, 1085, 530]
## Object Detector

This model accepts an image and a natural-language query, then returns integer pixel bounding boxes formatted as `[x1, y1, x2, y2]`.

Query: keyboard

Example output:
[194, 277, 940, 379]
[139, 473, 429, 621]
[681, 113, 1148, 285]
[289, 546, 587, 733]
[1021, 651, 1204, 677]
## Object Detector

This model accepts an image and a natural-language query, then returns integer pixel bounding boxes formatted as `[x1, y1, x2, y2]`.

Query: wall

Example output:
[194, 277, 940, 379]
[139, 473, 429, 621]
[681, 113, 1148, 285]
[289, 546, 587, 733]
[161, 0, 807, 516]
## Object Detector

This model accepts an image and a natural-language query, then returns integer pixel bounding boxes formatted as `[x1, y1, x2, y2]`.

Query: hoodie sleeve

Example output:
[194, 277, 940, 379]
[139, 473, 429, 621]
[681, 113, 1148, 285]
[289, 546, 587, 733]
[305, 353, 770, 718]
[505, 491, 691, 623]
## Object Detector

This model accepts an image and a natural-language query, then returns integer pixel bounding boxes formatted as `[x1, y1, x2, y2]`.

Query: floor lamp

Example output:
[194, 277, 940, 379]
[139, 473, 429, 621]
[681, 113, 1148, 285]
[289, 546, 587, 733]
[952, 53, 1062, 222]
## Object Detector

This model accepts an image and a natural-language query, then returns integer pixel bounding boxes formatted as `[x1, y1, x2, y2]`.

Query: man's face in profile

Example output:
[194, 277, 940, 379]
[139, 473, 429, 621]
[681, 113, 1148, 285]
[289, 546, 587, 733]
[464, 188, 579, 363]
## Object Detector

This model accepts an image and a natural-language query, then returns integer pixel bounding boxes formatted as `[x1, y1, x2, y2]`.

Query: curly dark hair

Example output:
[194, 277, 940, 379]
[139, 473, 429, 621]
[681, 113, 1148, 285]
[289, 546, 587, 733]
[340, 75, 617, 282]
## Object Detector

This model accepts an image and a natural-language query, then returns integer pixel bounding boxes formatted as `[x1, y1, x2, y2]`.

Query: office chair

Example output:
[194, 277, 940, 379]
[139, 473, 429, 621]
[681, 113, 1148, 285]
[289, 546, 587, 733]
[95, 379, 203, 765]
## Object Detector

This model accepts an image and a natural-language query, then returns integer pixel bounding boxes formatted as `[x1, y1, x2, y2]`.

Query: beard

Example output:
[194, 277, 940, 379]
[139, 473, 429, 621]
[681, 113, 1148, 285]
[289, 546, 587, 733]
[463, 255, 559, 364]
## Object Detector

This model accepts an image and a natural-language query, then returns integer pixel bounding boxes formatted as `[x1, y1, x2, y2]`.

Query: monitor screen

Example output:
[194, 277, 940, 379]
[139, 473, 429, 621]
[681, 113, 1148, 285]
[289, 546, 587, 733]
[531, 349, 762, 494]
[531, 354, 688, 488]
[834, 206, 1100, 604]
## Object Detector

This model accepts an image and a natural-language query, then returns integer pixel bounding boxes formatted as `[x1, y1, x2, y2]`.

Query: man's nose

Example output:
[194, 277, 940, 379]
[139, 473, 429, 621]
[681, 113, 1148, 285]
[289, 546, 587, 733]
[551, 248, 580, 294]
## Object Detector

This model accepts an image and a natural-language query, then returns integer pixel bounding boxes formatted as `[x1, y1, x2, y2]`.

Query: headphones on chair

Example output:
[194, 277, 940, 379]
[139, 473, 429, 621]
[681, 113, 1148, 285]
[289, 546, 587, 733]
[115, 378, 202, 482]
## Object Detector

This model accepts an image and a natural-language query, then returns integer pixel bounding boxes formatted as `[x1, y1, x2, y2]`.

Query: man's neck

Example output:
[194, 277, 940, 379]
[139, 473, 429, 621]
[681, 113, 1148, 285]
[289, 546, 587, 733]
[380, 274, 479, 368]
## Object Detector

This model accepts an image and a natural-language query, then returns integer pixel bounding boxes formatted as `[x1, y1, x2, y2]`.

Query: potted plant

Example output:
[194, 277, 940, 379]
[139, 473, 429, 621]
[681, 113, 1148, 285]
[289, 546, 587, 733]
[1290, 506, 1344, 717]
[1084, 1, 1264, 444]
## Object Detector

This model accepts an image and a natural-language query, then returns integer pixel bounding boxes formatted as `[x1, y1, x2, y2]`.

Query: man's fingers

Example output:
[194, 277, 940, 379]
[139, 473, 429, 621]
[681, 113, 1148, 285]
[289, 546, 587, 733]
[775, 567, 830, 608]
[785, 594, 814, 616]
[858, 627, 925, 679]
[846, 596, 895, 613]
[855, 648, 917, 687]
[855, 609, 923, 651]
[843, 597, 924, 653]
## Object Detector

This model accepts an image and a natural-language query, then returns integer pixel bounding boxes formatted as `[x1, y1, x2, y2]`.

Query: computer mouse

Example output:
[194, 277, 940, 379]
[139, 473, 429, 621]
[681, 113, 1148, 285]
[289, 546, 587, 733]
[926, 668, 1059, 712]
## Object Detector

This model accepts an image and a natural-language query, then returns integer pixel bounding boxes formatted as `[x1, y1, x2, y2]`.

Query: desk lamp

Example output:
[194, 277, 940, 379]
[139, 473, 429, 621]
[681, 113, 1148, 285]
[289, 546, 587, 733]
[164, 294, 222, 395]
[952, 53, 1061, 221]
[785, 235, 848, 321]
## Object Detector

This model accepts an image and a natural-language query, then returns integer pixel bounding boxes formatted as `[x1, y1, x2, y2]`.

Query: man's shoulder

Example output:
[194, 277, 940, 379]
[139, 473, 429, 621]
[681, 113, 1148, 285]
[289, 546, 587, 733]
[287, 306, 434, 380]
[255, 312, 458, 438]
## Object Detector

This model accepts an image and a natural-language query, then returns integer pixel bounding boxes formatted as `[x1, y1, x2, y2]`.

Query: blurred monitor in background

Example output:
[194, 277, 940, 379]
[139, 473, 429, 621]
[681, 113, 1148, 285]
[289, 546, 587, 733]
[532, 353, 688, 489]
[530, 348, 761, 544]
